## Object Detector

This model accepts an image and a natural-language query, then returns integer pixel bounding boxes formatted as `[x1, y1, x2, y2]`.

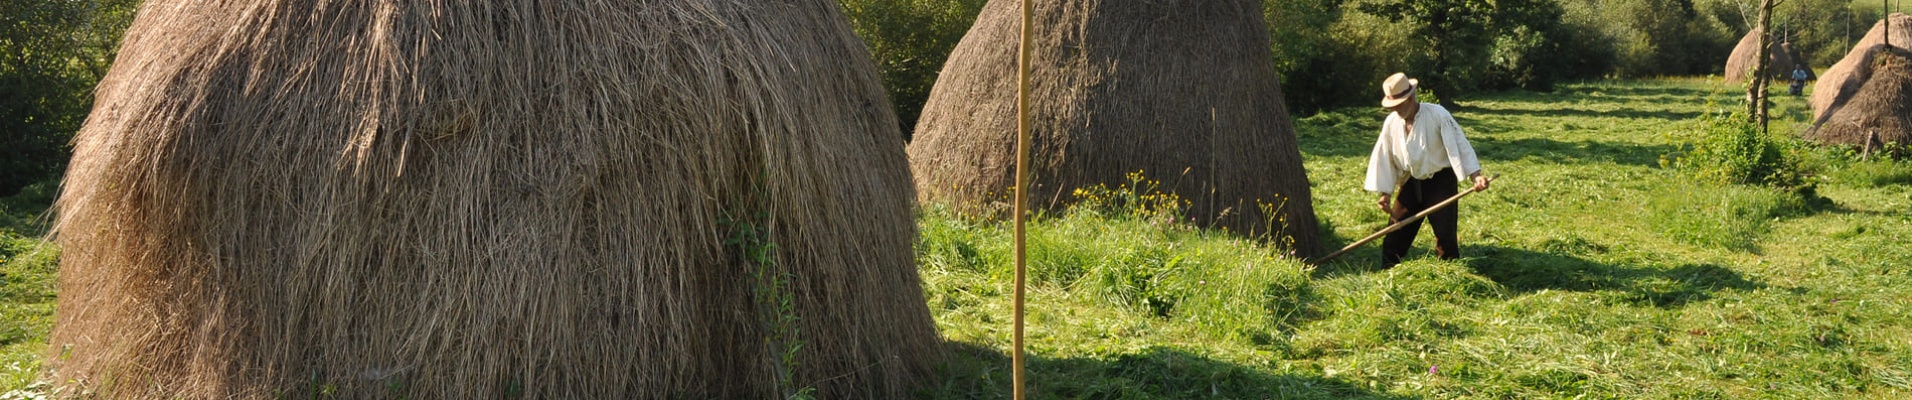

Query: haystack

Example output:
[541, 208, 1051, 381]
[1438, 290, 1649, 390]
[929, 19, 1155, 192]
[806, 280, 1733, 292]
[907, 0, 1323, 256]
[49, 1, 937, 398]
[1806, 46, 1912, 147]
[1723, 29, 1815, 82]
[1811, 13, 1912, 120]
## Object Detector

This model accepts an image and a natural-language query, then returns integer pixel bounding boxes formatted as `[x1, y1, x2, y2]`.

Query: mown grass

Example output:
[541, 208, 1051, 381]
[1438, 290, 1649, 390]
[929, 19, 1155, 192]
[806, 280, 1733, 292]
[916, 78, 1912, 399]
[0, 183, 57, 395]
[1, 79, 1909, 398]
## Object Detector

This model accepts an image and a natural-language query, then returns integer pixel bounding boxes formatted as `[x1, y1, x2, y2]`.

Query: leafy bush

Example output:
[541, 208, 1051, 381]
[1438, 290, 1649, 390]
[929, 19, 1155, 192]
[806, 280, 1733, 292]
[1668, 111, 1813, 188]
[1354, 0, 1561, 103]
[837, 0, 987, 138]
[0, 0, 140, 196]
[1267, 0, 1383, 113]
[1485, 1, 1616, 91]
[1559, 0, 1737, 78]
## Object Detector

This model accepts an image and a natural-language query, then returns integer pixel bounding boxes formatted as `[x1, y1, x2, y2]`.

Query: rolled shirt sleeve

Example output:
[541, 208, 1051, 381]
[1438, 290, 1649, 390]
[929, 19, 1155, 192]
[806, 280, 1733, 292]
[1364, 122, 1401, 194]
[1438, 110, 1482, 180]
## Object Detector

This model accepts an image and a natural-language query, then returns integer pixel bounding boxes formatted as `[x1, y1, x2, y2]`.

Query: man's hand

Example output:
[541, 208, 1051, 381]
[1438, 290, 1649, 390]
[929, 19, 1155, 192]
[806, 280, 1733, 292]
[1470, 172, 1490, 192]
[1376, 194, 1391, 212]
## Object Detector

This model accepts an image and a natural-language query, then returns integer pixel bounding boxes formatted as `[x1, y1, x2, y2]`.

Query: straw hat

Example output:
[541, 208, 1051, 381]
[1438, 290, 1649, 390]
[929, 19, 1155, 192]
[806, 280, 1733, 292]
[1381, 72, 1418, 107]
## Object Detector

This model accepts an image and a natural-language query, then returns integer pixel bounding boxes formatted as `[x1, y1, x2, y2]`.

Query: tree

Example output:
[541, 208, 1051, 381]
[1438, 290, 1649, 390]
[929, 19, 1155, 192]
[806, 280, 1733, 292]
[1358, 0, 1562, 108]
[838, 0, 988, 139]
[0, 0, 140, 196]
[1266, 0, 1356, 113]
[1746, 0, 1779, 132]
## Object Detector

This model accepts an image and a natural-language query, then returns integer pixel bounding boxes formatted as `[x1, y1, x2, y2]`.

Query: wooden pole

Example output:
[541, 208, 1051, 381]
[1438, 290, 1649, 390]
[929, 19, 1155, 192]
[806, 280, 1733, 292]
[1012, 0, 1033, 398]
[1313, 175, 1497, 264]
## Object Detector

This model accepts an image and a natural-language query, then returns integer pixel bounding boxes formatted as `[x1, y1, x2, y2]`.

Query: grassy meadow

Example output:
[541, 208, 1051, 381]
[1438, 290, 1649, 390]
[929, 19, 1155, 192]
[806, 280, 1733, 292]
[0, 183, 55, 395]
[2, 78, 1910, 398]
[913, 78, 1912, 399]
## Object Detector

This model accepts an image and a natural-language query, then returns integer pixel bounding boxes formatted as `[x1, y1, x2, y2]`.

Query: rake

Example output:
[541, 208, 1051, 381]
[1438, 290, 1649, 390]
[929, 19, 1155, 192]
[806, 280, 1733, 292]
[1314, 174, 1498, 263]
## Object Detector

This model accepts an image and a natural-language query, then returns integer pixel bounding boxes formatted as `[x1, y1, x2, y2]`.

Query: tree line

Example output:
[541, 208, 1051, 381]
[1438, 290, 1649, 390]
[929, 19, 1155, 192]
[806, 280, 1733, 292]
[1, 0, 137, 196]
[1, 0, 1898, 195]
[846, 0, 1896, 125]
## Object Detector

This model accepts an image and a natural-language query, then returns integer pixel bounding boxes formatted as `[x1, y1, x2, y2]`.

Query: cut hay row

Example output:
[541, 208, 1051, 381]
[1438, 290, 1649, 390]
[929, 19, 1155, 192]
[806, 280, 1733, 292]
[49, 1, 936, 398]
[906, 0, 1324, 256]
[1808, 13, 1912, 148]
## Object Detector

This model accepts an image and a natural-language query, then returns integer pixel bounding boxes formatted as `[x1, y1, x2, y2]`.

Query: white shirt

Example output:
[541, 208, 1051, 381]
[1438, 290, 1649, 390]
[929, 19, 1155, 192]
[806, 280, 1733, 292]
[1363, 103, 1482, 194]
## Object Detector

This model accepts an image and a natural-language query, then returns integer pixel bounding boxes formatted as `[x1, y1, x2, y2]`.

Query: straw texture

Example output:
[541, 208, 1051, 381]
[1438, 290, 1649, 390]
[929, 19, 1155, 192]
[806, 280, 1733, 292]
[49, 1, 937, 398]
[1724, 29, 1815, 83]
[906, 0, 1323, 256]
[1808, 13, 1912, 147]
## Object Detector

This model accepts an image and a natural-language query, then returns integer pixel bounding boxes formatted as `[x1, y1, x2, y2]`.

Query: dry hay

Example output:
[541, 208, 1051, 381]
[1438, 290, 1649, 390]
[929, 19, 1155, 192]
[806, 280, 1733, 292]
[1806, 47, 1912, 148]
[1812, 13, 1912, 119]
[49, 1, 937, 398]
[1723, 29, 1815, 82]
[906, 0, 1323, 256]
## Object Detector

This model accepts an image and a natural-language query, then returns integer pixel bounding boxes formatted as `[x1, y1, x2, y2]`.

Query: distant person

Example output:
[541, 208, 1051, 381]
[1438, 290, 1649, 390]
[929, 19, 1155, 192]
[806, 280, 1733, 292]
[1364, 72, 1489, 268]
[1790, 66, 1810, 96]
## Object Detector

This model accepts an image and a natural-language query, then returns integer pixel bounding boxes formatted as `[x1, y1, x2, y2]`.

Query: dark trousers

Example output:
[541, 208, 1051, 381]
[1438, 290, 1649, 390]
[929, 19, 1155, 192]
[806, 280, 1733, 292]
[1382, 168, 1459, 268]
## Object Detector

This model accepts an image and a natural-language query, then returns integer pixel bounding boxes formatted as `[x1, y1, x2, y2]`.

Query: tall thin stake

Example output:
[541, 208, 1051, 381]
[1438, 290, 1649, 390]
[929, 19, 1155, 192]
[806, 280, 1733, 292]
[1012, 0, 1034, 398]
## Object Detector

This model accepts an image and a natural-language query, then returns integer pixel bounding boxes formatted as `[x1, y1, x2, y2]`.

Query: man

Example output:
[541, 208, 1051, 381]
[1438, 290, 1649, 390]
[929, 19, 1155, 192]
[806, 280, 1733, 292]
[1789, 65, 1809, 96]
[1364, 72, 1489, 268]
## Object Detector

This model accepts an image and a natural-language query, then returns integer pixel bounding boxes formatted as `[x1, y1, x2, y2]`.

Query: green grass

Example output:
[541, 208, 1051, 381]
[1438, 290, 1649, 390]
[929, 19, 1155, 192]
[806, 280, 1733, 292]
[0, 183, 57, 394]
[3, 79, 1911, 398]
[916, 78, 1912, 399]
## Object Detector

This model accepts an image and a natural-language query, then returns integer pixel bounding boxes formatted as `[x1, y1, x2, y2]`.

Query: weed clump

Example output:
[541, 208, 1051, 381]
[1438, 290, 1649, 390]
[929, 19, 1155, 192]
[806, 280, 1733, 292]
[917, 172, 1313, 346]
[1644, 183, 1809, 251]
[1665, 111, 1813, 189]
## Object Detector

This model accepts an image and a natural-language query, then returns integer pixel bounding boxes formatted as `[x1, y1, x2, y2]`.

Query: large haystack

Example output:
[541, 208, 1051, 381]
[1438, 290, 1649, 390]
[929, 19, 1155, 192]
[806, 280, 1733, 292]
[1806, 46, 1912, 147]
[1812, 13, 1912, 119]
[49, 1, 936, 398]
[1723, 29, 1814, 82]
[907, 0, 1323, 256]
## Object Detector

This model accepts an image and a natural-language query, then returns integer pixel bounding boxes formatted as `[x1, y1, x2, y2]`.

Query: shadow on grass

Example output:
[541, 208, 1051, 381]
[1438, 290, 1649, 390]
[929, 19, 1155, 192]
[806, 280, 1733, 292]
[1297, 107, 1687, 165]
[1470, 137, 1678, 167]
[1465, 245, 1762, 308]
[1553, 84, 1719, 99]
[1306, 244, 1760, 308]
[1463, 105, 1703, 122]
[922, 342, 1413, 399]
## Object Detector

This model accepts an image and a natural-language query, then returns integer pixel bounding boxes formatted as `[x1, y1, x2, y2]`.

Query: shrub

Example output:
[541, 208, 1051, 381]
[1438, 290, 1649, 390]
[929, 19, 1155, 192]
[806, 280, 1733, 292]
[1562, 0, 1736, 77]
[0, 0, 140, 196]
[837, 0, 987, 138]
[1668, 111, 1814, 188]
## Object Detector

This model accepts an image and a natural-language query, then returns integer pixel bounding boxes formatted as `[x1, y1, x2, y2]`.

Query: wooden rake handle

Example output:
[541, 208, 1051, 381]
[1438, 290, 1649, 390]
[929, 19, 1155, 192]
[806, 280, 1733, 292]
[1312, 174, 1498, 264]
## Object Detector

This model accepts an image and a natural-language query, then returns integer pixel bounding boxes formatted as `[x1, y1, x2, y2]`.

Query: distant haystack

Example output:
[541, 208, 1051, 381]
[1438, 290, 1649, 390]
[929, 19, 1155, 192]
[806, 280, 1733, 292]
[906, 0, 1323, 256]
[1808, 13, 1912, 147]
[1724, 29, 1814, 82]
[49, 1, 937, 398]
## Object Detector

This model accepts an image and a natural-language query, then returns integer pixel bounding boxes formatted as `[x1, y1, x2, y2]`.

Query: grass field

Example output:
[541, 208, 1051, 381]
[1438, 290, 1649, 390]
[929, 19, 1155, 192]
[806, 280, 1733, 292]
[913, 78, 1912, 399]
[2, 78, 1909, 398]
[0, 182, 56, 395]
